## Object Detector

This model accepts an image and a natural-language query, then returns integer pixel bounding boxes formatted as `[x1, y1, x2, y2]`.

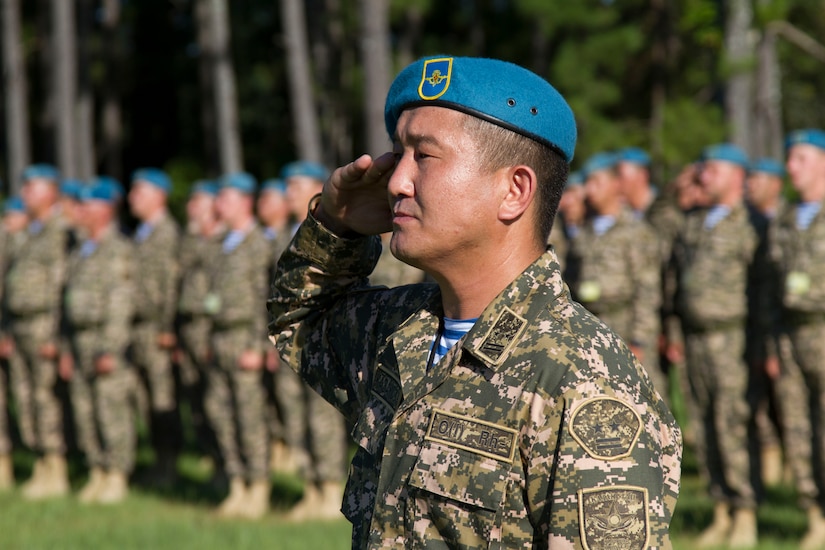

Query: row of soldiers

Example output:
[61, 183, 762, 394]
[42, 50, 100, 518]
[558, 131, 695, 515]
[551, 129, 825, 549]
[0, 160, 424, 520]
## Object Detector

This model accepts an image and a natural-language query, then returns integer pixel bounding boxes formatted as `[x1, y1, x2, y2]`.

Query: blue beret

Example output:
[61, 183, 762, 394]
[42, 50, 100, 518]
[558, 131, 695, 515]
[581, 152, 619, 179]
[616, 147, 651, 166]
[261, 178, 287, 194]
[131, 168, 172, 193]
[96, 176, 124, 200]
[566, 171, 584, 188]
[21, 163, 59, 182]
[4, 196, 25, 213]
[785, 129, 825, 151]
[219, 171, 257, 195]
[749, 158, 785, 177]
[80, 177, 121, 204]
[701, 143, 749, 168]
[190, 179, 218, 197]
[280, 161, 329, 182]
[60, 179, 84, 200]
[384, 56, 577, 162]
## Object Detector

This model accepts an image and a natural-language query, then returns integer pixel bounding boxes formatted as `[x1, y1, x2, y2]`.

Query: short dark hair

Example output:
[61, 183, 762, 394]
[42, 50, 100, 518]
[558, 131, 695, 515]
[463, 115, 568, 244]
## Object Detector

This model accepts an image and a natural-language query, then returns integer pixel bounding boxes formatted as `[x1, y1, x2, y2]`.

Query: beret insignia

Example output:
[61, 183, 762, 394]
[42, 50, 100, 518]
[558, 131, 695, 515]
[569, 397, 642, 460]
[418, 57, 452, 100]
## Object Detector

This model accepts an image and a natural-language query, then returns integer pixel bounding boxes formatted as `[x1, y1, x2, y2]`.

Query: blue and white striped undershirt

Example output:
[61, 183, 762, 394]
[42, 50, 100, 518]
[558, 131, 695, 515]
[796, 201, 821, 230]
[430, 317, 477, 368]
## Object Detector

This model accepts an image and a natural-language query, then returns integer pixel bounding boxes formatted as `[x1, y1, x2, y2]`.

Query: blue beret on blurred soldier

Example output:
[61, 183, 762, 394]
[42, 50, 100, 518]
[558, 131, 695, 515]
[268, 54, 681, 549]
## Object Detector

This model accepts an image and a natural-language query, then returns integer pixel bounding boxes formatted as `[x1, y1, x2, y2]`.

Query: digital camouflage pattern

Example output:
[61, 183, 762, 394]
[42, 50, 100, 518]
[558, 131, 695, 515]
[204, 224, 270, 481]
[63, 227, 136, 472]
[567, 208, 666, 399]
[268, 213, 682, 549]
[132, 212, 180, 331]
[3, 215, 68, 455]
[768, 199, 825, 508]
[673, 203, 758, 509]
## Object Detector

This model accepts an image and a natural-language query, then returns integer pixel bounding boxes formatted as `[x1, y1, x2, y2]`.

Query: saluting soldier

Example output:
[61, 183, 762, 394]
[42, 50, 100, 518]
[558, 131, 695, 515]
[568, 152, 666, 401]
[269, 55, 681, 548]
[673, 143, 760, 548]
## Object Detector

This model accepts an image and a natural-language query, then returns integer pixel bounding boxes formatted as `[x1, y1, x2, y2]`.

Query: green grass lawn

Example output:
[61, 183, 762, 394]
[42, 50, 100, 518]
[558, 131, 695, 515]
[0, 444, 809, 550]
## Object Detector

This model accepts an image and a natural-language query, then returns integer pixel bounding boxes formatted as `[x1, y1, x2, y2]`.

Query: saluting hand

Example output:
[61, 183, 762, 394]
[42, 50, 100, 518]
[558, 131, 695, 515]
[315, 152, 396, 236]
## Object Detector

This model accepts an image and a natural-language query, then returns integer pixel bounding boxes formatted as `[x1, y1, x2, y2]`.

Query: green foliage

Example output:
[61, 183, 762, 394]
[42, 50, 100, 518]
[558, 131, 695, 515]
[660, 98, 726, 175]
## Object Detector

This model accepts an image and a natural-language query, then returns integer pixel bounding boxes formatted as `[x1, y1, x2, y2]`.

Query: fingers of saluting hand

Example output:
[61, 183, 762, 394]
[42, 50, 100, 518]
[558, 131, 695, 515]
[337, 153, 397, 189]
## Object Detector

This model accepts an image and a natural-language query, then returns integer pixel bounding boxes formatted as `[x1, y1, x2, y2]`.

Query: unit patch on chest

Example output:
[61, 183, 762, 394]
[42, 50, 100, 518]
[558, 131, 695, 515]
[569, 397, 642, 460]
[578, 486, 650, 550]
[425, 409, 517, 462]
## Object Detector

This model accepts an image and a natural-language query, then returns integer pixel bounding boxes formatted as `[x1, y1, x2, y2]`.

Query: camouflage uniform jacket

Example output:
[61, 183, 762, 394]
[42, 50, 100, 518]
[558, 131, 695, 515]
[177, 231, 220, 317]
[567, 208, 661, 348]
[206, 224, 269, 353]
[2, 214, 67, 338]
[63, 226, 135, 360]
[673, 202, 757, 331]
[268, 213, 682, 550]
[132, 212, 180, 332]
[768, 198, 825, 319]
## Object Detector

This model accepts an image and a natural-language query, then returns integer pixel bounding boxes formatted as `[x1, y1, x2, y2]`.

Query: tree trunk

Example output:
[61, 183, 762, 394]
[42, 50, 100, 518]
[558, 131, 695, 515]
[2, 0, 30, 193]
[195, 0, 218, 177]
[754, 27, 783, 159]
[76, 0, 95, 179]
[52, 0, 78, 178]
[280, 0, 322, 162]
[209, 0, 243, 173]
[723, 0, 755, 154]
[358, 0, 392, 157]
[100, 0, 123, 180]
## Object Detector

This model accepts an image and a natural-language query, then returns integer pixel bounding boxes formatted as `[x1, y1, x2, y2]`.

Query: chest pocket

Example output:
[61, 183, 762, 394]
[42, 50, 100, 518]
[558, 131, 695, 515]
[406, 442, 512, 547]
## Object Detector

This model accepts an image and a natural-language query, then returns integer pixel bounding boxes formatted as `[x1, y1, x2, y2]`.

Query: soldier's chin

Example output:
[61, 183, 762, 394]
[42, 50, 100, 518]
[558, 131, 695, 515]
[389, 239, 425, 271]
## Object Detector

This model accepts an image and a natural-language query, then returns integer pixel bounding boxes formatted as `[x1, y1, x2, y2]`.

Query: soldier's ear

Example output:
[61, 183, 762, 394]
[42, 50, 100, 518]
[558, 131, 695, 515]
[498, 164, 536, 223]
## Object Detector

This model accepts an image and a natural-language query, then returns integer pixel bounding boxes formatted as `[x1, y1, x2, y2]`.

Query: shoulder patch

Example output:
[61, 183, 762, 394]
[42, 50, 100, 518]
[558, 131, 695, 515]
[569, 397, 642, 460]
[477, 307, 526, 365]
[578, 486, 650, 550]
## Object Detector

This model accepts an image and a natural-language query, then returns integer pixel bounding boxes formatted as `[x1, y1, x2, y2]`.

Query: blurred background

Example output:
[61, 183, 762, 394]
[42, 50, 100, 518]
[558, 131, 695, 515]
[1, 0, 823, 213]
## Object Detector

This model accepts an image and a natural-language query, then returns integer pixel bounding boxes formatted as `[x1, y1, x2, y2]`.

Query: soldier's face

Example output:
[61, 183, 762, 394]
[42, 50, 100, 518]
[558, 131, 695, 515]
[787, 144, 825, 195]
[3, 212, 28, 233]
[21, 178, 56, 214]
[745, 173, 780, 210]
[186, 193, 215, 227]
[699, 160, 739, 203]
[285, 177, 322, 218]
[388, 107, 501, 272]
[257, 190, 286, 224]
[128, 181, 166, 219]
[584, 170, 619, 213]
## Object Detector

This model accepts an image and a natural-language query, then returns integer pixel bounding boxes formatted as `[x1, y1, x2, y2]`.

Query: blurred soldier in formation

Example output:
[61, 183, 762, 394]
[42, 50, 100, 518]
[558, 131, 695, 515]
[767, 129, 825, 550]
[59, 179, 84, 250]
[555, 170, 584, 278]
[0, 164, 69, 500]
[176, 181, 222, 471]
[204, 172, 270, 519]
[61, 178, 136, 504]
[744, 158, 786, 489]
[127, 168, 181, 487]
[273, 160, 347, 521]
[567, 152, 666, 400]
[256, 177, 294, 469]
[674, 144, 760, 548]
[0, 196, 28, 491]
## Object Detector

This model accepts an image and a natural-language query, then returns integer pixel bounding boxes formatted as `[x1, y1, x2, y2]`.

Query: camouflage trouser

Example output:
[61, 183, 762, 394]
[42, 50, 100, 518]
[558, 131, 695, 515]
[273, 364, 346, 482]
[177, 315, 218, 460]
[775, 321, 825, 509]
[0, 362, 10, 454]
[9, 314, 64, 454]
[129, 320, 180, 454]
[205, 327, 269, 481]
[685, 326, 757, 509]
[69, 329, 137, 472]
